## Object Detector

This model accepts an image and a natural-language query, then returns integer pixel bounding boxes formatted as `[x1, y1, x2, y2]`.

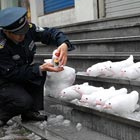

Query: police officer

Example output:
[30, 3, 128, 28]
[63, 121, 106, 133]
[0, 7, 75, 127]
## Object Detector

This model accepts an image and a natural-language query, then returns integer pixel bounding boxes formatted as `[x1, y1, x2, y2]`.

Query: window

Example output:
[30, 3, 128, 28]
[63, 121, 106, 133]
[44, 0, 74, 14]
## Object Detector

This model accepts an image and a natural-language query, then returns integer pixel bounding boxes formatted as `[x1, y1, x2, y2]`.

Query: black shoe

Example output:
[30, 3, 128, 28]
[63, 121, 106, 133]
[0, 120, 6, 127]
[21, 111, 47, 122]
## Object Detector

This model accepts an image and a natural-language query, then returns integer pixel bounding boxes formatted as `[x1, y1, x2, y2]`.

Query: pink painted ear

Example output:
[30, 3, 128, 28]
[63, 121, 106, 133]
[86, 68, 91, 74]
[60, 91, 66, 96]
[80, 97, 88, 103]
[88, 69, 91, 72]
[96, 100, 101, 105]
[103, 103, 112, 109]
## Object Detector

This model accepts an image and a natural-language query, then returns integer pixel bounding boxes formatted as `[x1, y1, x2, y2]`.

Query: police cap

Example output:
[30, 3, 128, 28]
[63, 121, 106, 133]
[0, 7, 29, 34]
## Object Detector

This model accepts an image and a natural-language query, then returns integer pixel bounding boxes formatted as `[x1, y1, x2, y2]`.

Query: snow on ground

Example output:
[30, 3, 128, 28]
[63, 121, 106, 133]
[0, 118, 41, 140]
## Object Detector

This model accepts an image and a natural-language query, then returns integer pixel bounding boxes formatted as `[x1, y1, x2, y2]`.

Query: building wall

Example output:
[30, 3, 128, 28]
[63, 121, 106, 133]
[0, 0, 31, 21]
[1, 0, 140, 27]
[30, 0, 98, 27]
[0, 0, 18, 9]
[29, 0, 44, 25]
[105, 0, 140, 17]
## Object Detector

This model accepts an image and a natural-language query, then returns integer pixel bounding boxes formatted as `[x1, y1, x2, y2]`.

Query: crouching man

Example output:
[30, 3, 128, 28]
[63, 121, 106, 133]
[0, 7, 75, 127]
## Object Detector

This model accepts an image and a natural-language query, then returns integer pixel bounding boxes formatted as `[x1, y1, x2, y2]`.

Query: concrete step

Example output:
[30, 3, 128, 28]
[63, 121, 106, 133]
[44, 96, 140, 140]
[71, 36, 140, 54]
[36, 36, 140, 54]
[56, 13, 140, 33]
[63, 24, 140, 40]
[34, 52, 140, 72]
[20, 116, 117, 140]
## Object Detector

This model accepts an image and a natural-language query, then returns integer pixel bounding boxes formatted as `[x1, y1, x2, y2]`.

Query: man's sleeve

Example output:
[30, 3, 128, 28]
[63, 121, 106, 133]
[29, 23, 75, 51]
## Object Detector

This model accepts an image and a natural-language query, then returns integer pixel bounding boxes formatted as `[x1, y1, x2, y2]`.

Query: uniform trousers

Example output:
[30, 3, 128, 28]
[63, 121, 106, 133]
[0, 78, 45, 122]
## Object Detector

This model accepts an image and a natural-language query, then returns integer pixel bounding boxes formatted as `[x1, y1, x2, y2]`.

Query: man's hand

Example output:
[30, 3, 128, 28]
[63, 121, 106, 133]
[57, 42, 68, 66]
[40, 63, 64, 72]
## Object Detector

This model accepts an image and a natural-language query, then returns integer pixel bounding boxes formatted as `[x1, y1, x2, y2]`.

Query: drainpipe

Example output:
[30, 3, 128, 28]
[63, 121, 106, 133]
[29, 0, 44, 25]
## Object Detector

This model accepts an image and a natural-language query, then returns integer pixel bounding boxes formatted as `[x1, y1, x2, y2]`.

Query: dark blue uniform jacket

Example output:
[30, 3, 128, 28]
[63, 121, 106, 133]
[0, 23, 75, 86]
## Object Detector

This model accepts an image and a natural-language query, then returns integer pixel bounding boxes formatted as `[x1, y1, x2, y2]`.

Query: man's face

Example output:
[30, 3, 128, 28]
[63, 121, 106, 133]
[4, 31, 25, 43]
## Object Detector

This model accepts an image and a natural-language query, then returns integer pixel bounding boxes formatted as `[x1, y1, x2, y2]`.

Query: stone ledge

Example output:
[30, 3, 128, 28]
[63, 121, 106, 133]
[34, 53, 140, 72]
[35, 36, 140, 55]
[75, 74, 140, 102]
[64, 23, 140, 34]
[55, 13, 140, 31]
[36, 35, 140, 46]
[35, 53, 140, 61]
[76, 74, 140, 86]
[71, 35, 140, 44]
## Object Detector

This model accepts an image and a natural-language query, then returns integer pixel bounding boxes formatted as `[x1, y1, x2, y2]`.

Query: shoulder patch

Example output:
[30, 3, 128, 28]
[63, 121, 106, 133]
[36, 26, 45, 32]
[0, 39, 6, 49]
